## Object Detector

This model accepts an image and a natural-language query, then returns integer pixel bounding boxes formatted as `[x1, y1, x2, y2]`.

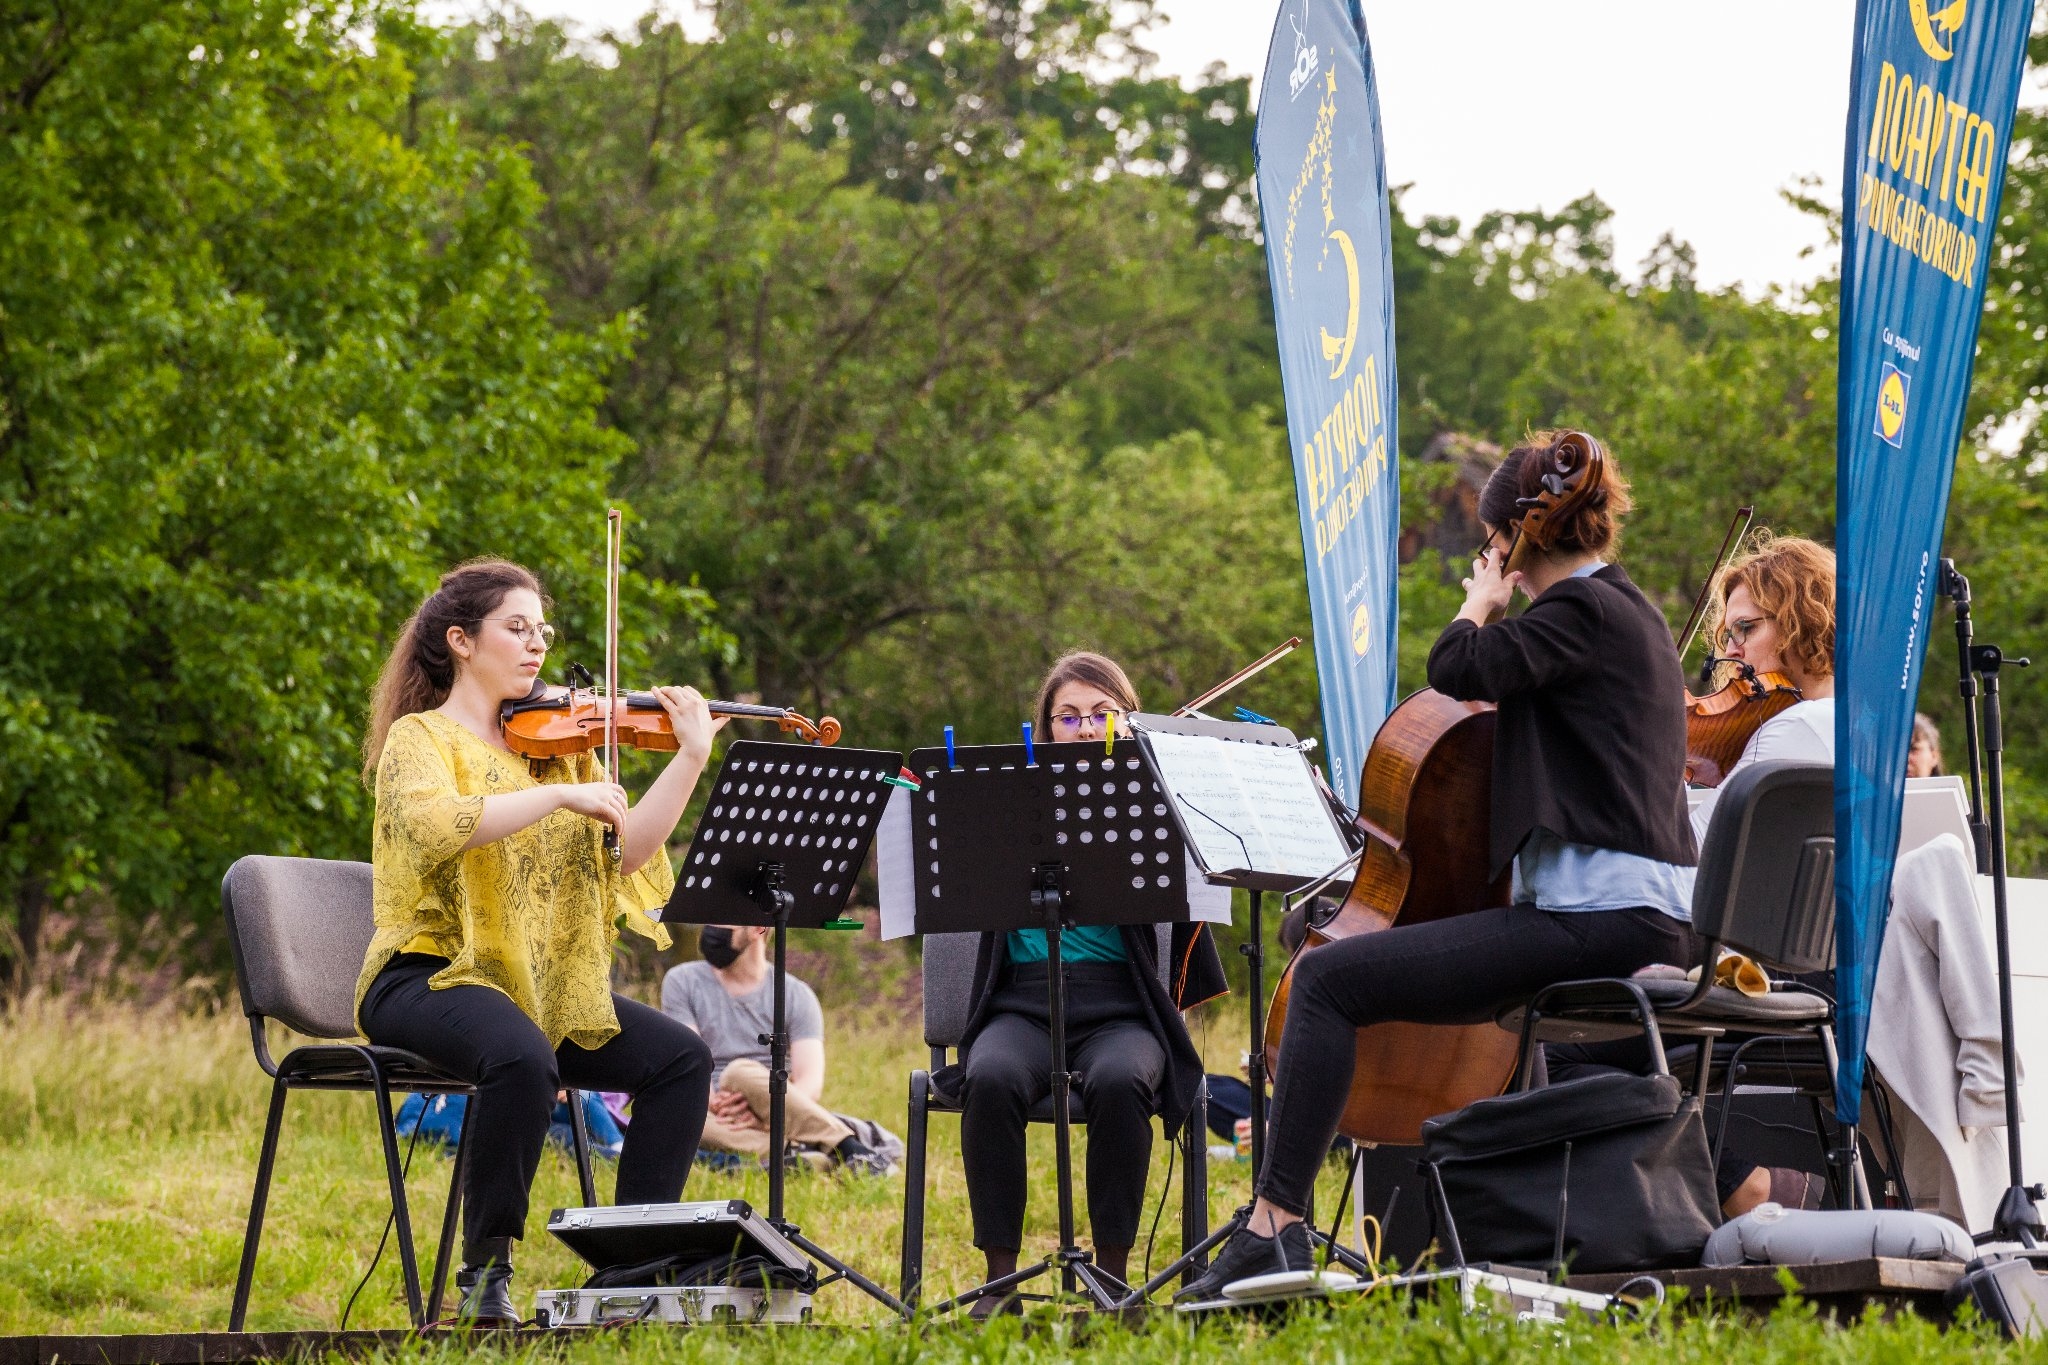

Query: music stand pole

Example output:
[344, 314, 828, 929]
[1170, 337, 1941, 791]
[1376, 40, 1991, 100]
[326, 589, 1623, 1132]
[1245, 889, 1267, 1175]
[1940, 559, 1994, 872]
[1972, 642, 2044, 1244]
[749, 865, 908, 1315]
[661, 740, 911, 1318]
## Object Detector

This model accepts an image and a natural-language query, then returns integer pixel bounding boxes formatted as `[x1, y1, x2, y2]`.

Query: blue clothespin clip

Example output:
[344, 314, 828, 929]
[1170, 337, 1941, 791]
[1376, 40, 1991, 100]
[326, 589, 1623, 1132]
[1022, 721, 1036, 767]
[944, 724, 957, 770]
[1234, 706, 1278, 726]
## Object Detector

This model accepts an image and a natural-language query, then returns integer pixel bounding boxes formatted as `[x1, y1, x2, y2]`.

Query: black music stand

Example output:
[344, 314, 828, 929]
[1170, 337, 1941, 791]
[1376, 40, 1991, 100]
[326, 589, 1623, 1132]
[903, 739, 1210, 1313]
[1118, 714, 1367, 1302]
[661, 739, 910, 1318]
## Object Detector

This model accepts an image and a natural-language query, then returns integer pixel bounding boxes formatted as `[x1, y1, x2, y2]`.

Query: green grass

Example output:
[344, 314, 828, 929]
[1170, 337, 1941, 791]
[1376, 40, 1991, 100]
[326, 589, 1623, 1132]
[0, 988, 2035, 1361]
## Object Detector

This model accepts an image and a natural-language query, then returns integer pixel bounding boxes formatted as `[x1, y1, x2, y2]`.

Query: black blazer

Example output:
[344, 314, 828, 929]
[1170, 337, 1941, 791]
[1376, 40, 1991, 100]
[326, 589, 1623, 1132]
[940, 922, 1227, 1137]
[1426, 563, 1696, 878]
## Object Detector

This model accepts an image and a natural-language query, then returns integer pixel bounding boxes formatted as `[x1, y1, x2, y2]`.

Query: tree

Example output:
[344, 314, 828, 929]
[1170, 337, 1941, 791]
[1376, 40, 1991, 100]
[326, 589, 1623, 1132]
[0, 1, 714, 976]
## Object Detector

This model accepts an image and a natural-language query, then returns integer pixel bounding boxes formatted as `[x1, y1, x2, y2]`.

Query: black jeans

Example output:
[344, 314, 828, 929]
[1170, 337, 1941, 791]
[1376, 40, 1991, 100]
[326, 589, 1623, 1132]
[361, 954, 713, 1264]
[1258, 905, 1698, 1216]
[959, 962, 1166, 1250]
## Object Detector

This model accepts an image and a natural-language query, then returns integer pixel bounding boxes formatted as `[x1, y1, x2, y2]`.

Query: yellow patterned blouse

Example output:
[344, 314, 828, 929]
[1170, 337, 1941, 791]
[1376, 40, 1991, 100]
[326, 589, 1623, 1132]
[354, 710, 674, 1049]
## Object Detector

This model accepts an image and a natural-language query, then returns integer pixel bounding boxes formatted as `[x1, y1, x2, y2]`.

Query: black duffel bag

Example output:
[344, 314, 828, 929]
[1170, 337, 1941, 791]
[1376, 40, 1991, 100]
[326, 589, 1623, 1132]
[1419, 1070, 1719, 1273]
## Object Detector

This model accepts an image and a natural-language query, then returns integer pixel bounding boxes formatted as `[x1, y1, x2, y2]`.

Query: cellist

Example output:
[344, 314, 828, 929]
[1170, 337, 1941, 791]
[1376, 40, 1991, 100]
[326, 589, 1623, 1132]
[1182, 430, 1702, 1296]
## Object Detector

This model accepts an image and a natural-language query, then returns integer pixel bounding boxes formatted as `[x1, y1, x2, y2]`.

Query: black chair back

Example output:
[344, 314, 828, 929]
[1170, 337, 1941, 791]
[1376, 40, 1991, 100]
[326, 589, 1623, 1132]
[1691, 760, 1835, 974]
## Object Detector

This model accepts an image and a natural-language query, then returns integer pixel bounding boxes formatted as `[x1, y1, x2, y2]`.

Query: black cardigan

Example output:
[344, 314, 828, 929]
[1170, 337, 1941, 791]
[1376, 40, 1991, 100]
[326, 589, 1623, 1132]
[938, 922, 1227, 1138]
[1426, 563, 1696, 879]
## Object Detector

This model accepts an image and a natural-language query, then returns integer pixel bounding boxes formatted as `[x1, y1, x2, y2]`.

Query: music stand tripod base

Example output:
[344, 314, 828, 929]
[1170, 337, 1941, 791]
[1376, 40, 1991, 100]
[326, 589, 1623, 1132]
[905, 741, 1199, 1315]
[663, 739, 912, 1318]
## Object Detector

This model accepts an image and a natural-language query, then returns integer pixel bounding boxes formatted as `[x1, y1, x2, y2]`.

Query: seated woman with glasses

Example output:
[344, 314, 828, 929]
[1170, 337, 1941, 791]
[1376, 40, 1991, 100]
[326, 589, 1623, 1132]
[353, 559, 722, 1322]
[945, 650, 1226, 1316]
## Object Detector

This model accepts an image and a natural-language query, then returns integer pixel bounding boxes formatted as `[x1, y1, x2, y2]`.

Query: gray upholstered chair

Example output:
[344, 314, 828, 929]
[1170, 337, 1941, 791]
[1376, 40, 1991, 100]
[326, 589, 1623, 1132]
[221, 854, 596, 1328]
[897, 926, 1209, 1307]
[1497, 760, 1880, 1207]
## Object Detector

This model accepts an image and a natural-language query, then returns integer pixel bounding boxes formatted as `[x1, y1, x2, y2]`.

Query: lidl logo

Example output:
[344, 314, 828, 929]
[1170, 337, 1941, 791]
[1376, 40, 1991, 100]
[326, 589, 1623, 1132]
[1875, 363, 1910, 448]
[1351, 600, 1371, 656]
[1909, 0, 1965, 61]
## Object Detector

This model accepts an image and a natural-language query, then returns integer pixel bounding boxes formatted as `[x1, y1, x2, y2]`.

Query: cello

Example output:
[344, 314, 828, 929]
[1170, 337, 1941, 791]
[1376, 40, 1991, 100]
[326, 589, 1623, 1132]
[1263, 431, 1612, 1145]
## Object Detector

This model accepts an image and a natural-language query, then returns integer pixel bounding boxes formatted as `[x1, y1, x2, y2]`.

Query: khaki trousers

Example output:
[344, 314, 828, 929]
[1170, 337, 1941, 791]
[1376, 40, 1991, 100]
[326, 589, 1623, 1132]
[700, 1058, 852, 1162]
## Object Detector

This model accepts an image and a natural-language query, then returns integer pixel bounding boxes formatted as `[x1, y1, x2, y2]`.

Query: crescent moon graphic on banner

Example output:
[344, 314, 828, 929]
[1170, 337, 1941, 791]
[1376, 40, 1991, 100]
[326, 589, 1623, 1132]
[1319, 227, 1361, 379]
[1908, 0, 1960, 61]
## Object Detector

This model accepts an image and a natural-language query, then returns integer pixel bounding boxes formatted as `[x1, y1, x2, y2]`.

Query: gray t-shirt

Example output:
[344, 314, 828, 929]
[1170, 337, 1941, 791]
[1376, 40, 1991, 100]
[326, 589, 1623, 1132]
[659, 961, 824, 1075]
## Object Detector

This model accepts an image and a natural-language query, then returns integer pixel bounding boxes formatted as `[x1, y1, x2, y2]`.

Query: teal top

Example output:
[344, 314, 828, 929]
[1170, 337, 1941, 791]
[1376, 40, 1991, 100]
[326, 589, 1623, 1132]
[1006, 925, 1127, 965]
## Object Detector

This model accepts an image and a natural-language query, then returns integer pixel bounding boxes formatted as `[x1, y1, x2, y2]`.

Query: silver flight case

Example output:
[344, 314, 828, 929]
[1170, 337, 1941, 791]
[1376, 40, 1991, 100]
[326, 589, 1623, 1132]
[535, 1199, 814, 1329]
[535, 1283, 812, 1327]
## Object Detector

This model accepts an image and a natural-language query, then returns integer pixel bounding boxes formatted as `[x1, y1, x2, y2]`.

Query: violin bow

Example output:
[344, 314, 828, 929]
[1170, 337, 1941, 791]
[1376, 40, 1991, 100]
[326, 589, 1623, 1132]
[1174, 637, 1303, 718]
[1674, 505, 1755, 665]
[603, 508, 623, 861]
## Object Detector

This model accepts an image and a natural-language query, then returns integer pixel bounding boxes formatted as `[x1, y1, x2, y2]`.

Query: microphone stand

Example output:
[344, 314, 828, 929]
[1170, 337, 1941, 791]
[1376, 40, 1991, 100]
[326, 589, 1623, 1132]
[1940, 559, 2042, 1243]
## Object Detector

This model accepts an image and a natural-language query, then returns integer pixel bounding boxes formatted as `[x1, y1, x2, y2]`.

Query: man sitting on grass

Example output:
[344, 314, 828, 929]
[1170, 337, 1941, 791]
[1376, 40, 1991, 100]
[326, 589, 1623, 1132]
[660, 924, 891, 1175]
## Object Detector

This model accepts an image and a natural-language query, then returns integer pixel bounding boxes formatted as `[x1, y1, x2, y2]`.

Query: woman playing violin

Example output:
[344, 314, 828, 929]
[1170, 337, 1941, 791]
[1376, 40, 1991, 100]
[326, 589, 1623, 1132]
[1689, 535, 1834, 835]
[948, 651, 1226, 1316]
[1184, 430, 1702, 1297]
[353, 559, 723, 1323]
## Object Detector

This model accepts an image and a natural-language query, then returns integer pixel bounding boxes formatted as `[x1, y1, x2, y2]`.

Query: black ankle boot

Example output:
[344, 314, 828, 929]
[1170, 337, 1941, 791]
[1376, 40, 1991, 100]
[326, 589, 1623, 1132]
[1172, 1218, 1313, 1303]
[454, 1260, 519, 1325]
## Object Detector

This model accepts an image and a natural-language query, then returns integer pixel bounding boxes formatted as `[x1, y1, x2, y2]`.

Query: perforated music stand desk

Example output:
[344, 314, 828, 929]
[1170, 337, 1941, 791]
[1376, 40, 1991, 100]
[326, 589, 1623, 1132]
[662, 738, 907, 1317]
[901, 738, 1205, 1312]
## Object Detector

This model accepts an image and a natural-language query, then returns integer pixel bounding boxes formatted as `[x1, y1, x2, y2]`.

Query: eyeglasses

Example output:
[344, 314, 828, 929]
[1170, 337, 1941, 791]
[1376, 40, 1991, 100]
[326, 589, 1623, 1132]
[1049, 708, 1126, 735]
[485, 617, 556, 650]
[1718, 616, 1764, 650]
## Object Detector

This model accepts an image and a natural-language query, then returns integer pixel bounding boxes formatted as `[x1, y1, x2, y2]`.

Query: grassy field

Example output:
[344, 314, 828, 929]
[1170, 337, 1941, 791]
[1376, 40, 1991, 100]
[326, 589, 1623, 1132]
[0, 971, 1307, 1336]
[0, 977, 2035, 1360]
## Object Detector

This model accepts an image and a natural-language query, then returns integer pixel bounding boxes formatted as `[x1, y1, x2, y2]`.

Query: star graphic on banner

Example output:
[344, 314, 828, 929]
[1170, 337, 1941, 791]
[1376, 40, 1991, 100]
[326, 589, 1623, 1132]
[1326, 68, 1336, 95]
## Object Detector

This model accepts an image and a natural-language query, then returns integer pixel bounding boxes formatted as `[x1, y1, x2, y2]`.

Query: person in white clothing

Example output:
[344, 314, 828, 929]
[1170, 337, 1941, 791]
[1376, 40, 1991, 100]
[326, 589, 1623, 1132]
[1687, 534, 1834, 851]
[1686, 535, 2011, 1226]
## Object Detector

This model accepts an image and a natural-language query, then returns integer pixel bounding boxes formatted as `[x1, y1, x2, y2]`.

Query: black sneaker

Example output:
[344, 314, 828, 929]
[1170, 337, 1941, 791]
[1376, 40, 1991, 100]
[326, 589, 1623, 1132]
[1171, 1219, 1314, 1303]
[454, 1261, 519, 1325]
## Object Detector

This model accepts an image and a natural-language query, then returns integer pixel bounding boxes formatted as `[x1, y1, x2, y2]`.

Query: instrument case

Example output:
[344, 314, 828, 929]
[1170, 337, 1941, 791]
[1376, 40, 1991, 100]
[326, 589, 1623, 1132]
[535, 1283, 812, 1327]
[535, 1199, 814, 1329]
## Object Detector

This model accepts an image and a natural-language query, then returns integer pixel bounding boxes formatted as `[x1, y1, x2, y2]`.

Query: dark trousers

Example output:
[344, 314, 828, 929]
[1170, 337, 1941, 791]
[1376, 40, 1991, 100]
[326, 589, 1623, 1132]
[959, 963, 1166, 1251]
[1258, 905, 1697, 1216]
[361, 954, 713, 1264]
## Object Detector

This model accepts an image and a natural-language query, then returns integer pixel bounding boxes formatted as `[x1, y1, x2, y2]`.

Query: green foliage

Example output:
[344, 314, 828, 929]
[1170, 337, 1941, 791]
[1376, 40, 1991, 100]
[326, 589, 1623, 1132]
[13, 0, 2048, 965]
[0, 1, 717, 968]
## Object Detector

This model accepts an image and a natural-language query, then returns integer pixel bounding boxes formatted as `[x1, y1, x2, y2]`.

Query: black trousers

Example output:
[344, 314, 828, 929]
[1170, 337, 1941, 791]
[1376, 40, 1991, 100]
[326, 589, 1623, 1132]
[361, 954, 713, 1263]
[1258, 904, 1697, 1216]
[959, 962, 1166, 1251]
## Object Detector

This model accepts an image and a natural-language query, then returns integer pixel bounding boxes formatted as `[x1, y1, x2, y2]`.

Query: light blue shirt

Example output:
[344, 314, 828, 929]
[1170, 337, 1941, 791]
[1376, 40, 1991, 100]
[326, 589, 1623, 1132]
[1508, 560, 1695, 922]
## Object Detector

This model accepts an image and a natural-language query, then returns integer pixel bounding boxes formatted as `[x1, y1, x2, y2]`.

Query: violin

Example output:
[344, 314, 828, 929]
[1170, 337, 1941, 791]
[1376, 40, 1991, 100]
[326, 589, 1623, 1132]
[1673, 507, 1802, 787]
[499, 669, 841, 756]
[1265, 430, 1615, 1144]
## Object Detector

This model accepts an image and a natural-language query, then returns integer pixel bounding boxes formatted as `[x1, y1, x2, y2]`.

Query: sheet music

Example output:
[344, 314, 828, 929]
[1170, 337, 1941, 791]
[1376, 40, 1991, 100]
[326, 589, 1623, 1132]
[1140, 729, 1350, 883]
[876, 786, 916, 941]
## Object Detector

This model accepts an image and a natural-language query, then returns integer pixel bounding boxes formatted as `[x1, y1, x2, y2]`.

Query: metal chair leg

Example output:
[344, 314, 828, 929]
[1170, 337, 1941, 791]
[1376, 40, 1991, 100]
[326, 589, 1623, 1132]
[427, 1096, 474, 1323]
[229, 1076, 291, 1331]
[568, 1088, 597, 1208]
[366, 1057, 426, 1326]
[901, 1070, 930, 1310]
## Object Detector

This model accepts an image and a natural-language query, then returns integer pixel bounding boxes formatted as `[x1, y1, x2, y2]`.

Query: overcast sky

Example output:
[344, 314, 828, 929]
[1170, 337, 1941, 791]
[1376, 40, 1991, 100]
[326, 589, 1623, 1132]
[426, 1, 1953, 294]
